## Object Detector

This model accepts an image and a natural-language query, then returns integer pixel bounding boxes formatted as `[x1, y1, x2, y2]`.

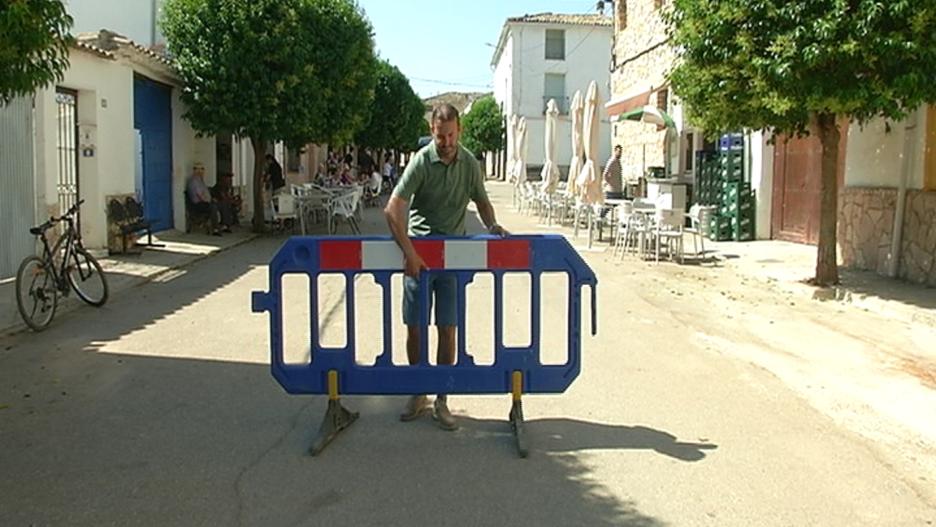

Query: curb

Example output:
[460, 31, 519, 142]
[1, 233, 260, 338]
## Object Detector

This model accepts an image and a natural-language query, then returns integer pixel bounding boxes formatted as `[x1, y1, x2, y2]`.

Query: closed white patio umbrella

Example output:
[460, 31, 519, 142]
[565, 90, 584, 198]
[576, 81, 603, 206]
[514, 116, 528, 186]
[540, 99, 560, 194]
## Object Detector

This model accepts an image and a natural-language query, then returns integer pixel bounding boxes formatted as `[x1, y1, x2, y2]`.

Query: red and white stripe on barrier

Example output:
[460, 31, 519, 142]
[319, 239, 531, 271]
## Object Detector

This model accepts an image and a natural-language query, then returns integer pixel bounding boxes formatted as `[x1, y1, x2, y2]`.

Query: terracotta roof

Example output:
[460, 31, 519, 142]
[506, 12, 612, 27]
[75, 30, 173, 67]
[73, 41, 115, 59]
[491, 12, 613, 66]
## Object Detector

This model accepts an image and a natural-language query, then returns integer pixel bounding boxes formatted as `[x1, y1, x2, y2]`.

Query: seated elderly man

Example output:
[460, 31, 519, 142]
[186, 162, 221, 235]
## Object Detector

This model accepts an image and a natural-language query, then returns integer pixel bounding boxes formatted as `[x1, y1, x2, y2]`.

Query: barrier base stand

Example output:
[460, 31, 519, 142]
[509, 399, 529, 458]
[310, 399, 359, 456]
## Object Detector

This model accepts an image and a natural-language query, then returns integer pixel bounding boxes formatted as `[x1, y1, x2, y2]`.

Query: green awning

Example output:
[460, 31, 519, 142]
[613, 105, 676, 129]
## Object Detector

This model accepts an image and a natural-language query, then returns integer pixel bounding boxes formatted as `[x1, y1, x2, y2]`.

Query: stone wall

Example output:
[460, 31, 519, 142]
[610, 0, 675, 182]
[899, 190, 936, 286]
[838, 187, 897, 275]
[839, 187, 936, 286]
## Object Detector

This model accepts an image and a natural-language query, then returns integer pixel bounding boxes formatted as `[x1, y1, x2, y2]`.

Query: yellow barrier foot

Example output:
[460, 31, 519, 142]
[310, 370, 359, 456]
[509, 371, 528, 458]
[509, 399, 528, 458]
[310, 399, 359, 456]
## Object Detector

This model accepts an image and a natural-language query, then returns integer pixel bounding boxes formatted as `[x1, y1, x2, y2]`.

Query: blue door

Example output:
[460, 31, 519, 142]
[133, 76, 173, 231]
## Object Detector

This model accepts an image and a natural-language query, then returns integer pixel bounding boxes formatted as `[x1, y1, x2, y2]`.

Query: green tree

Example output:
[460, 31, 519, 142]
[355, 59, 425, 153]
[162, 0, 377, 230]
[0, 0, 73, 105]
[461, 95, 504, 156]
[667, 0, 936, 285]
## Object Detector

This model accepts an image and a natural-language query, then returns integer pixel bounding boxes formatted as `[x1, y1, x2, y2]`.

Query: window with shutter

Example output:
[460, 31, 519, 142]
[545, 29, 565, 60]
[544, 73, 567, 113]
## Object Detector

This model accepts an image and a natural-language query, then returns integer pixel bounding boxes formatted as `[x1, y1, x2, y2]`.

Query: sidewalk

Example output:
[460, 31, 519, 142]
[706, 238, 936, 327]
[488, 181, 934, 328]
[0, 228, 257, 336]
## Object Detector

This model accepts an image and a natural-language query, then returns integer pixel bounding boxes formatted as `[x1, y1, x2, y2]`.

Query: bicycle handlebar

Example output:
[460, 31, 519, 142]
[30, 199, 85, 235]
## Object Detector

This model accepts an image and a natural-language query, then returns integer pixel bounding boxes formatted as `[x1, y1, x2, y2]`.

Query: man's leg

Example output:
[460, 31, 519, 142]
[436, 326, 455, 365]
[431, 275, 459, 431]
[400, 276, 430, 421]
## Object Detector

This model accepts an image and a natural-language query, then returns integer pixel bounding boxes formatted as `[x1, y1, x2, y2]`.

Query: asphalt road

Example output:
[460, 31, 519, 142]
[1, 185, 934, 526]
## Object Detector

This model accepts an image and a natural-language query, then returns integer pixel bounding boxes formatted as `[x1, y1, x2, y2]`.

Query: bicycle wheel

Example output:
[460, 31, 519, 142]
[15, 256, 58, 331]
[66, 249, 109, 307]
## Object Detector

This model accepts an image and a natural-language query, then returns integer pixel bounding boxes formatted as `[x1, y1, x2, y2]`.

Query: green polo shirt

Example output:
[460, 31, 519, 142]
[392, 142, 488, 236]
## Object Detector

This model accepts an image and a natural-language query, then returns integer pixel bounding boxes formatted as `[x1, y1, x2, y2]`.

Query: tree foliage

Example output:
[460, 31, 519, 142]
[355, 59, 425, 152]
[667, 0, 936, 135]
[461, 95, 504, 155]
[0, 0, 73, 105]
[666, 0, 936, 285]
[162, 0, 377, 229]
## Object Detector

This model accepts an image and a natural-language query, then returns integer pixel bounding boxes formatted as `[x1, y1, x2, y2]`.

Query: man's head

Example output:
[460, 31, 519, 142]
[431, 104, 461, 162]
[193, 162, 205, 178]
[265, 154, 275, 164]
[613, 145, 622, 159]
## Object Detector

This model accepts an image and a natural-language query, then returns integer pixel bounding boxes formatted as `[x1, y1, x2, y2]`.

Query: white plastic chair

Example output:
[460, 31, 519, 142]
[612, 201, 634, 258]
[271, 193, 299, 233]
[329, 188, 361, 234]
[684, 204, 712, 258]
[653, 208, 684, 263]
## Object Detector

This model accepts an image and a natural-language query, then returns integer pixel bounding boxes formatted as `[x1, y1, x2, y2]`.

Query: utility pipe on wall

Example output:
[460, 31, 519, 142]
[887, 108, 920, 278]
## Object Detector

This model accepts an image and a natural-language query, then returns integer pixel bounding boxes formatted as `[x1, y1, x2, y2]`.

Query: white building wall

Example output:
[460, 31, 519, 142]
[748, 131, 774, 240]
[492, 35, 514, 117]
[844, 113, 928, 190]
[493, 22, 613, 178]
[35, 48, 215, 250]
[35, 50, 135, 250]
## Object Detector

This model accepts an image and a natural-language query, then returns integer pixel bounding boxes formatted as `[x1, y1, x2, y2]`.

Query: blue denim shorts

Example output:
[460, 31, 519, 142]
[403, 273, 458, 327]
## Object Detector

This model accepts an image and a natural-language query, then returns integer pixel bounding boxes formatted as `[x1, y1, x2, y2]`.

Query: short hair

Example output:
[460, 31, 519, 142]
[265, 153, 274, 161]
[431, 103, 460, 125]
[613, 144, 622, 150]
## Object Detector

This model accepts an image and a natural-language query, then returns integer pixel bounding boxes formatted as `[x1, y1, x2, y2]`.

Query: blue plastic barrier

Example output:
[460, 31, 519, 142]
[251, 234, 597, 455]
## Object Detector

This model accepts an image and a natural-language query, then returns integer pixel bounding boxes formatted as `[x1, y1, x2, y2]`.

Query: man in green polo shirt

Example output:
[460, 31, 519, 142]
[384, 103, 508, 431]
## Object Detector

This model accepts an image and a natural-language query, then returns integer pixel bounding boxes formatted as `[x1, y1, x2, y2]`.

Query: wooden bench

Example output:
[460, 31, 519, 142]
[107, 197, 164, 254]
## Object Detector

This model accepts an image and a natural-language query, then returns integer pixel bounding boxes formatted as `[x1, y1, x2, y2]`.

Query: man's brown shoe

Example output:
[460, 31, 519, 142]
[400, 395, 430, 422]
[432, 396, 458, 431]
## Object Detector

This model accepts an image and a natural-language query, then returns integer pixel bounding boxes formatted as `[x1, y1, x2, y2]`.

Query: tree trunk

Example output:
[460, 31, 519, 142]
[814, 113, 840, 286]
[251, 137, 267, 233]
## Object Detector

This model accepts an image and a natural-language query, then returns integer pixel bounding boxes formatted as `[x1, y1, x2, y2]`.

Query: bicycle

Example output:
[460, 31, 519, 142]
[15, 199, 109, 331]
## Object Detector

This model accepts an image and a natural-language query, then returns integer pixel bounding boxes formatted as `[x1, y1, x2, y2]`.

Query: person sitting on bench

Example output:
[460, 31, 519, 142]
[211, 172, 239, 232]
[186, 162, 221, 236]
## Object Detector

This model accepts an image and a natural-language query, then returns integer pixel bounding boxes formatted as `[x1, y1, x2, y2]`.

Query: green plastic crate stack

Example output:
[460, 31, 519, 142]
[722, 182, 756, 241]
[719, 151, 744, 181]
[708, 213, 733, 241]
[694, 151, 720, 205]
[706, 132, 756, 241]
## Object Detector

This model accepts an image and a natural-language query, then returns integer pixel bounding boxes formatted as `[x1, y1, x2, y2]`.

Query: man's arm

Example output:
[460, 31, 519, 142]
[384, 195, 426, 277]
[475, 198, 509, 236]
[602, 159, 614, 184]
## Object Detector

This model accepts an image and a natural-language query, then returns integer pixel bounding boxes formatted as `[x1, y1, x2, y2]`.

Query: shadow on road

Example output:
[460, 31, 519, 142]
[0, 224, 679, 526]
